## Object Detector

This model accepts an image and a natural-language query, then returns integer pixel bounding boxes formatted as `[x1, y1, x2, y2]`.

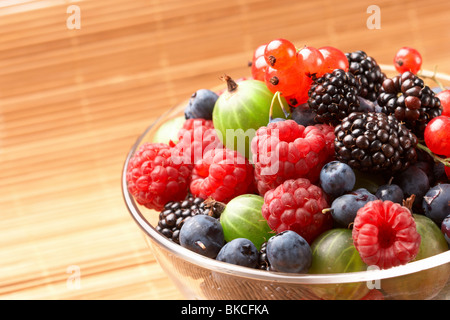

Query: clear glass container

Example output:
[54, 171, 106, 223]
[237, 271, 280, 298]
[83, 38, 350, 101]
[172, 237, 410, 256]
[121, 66, 450, 300]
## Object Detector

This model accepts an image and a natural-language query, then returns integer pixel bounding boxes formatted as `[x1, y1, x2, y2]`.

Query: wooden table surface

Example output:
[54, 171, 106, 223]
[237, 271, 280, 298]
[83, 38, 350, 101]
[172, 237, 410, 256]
[1, 0, 449, 300]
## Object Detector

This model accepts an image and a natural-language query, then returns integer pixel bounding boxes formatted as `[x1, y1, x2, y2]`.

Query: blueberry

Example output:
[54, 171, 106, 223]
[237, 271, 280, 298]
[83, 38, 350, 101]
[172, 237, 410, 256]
[415, 161, 435, 185]
[330, 188, 378, 227]
[441, 215, 450, 247]
[291, 103, 317, 126]
[266, 230, 312, 273]
[422, 184, 450, 225]
[320, 161, 356, 198]
[373, 102, 382, 113]
[432, 86, 443, 94]
[375, 183, 404, 204]
[216, 238, 259, 268]
[357, 96, 376, 112]
[353, 188, 378, 199]
[394, 165, 430, 208]
[179, 215, 224, 258]
[269, 117, 286, 124]
[433, 162, 449, 185]
[184, 89, 219, 120]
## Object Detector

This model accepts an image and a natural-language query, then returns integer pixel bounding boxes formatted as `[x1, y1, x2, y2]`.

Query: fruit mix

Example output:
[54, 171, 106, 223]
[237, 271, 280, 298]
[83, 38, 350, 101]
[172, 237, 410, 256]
[126, 39, 450, 298]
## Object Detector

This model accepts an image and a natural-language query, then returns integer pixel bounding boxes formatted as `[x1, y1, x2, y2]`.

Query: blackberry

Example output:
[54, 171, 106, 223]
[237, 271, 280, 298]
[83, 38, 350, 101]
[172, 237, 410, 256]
[334, 112, 418, 174]
[157, 196, 225, 244]
[346, 50, 386, 101]
[377, 71, 441, 138]
[308, 69, 361, 126]
[257, 241, 270, 271]
[156, 196, 206, 244]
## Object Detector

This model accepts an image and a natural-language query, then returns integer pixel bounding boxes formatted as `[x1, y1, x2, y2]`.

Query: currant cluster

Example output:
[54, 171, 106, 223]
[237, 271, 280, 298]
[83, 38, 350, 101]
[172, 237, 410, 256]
[251, 39, 349, 108]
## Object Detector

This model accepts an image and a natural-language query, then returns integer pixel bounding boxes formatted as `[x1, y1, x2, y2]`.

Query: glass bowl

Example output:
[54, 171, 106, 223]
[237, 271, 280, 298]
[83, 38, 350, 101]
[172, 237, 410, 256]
[121, 65, 450, 300]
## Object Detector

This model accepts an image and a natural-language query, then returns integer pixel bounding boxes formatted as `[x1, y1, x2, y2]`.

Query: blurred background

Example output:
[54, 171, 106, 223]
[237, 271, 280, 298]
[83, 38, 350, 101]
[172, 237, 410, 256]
[0, 0, 449, 299]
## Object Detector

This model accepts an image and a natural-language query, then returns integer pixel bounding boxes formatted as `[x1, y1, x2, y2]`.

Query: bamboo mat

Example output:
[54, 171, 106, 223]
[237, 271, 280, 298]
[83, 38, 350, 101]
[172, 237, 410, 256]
[0, 0, 449, 300]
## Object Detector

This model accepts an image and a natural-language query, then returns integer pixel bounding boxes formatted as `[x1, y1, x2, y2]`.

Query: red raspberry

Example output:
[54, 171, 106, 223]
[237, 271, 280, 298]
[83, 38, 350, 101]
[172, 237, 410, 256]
[180, 118, 214, 131]
[251, 120, 332, 196]
[304, 123, 335, 161]
[361, 289, 385, 300]
[261, 178, 332, 244]
[352, 200, 421, 270]
[190, 148, 255, 203]
[173, 119, 222, 166]
[126, 143, 191, 211]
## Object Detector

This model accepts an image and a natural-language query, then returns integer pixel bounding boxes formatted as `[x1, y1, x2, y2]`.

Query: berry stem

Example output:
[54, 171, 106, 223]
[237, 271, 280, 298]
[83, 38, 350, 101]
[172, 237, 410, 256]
[402, 195, 415, 213]
[277, 92, 290, 118]
[416, 142, 450, 167]
[203, 197, 226, 218]
[296, 44, 306, 53]
[418, 66, 446, 91]
[268, 91, 276, 122]
[221, 74, 238, 93]
[387, 176, 394, 185]
[269, 91, 289, 121]
[195, 241, 207, 251]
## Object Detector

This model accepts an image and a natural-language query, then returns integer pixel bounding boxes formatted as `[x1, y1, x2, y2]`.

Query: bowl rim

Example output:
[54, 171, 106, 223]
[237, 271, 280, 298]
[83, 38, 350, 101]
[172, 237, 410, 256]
[121, 65, 450, 285]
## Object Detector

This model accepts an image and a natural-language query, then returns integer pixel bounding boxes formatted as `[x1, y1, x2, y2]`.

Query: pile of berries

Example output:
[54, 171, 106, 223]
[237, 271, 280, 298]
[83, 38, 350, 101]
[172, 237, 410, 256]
[126, 40, 450, 299]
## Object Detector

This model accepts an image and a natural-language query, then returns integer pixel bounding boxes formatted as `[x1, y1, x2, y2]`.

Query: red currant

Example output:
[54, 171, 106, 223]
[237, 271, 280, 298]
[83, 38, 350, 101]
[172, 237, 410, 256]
[264, 63, 305, 97]
[445, 166, 450, 179]
[318, 46, 349, 76]
[285, 74, 313, 107]
[253, 43, 267, 60]
[437, 89, 450, 117]
[252, 55, 268, 81]
[264, 39, 297, 70]
[251, 43, 268, 81]
[424, 115, 450, 157]
[393, 47, 422, 74]
[297, 46, 324, 77]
